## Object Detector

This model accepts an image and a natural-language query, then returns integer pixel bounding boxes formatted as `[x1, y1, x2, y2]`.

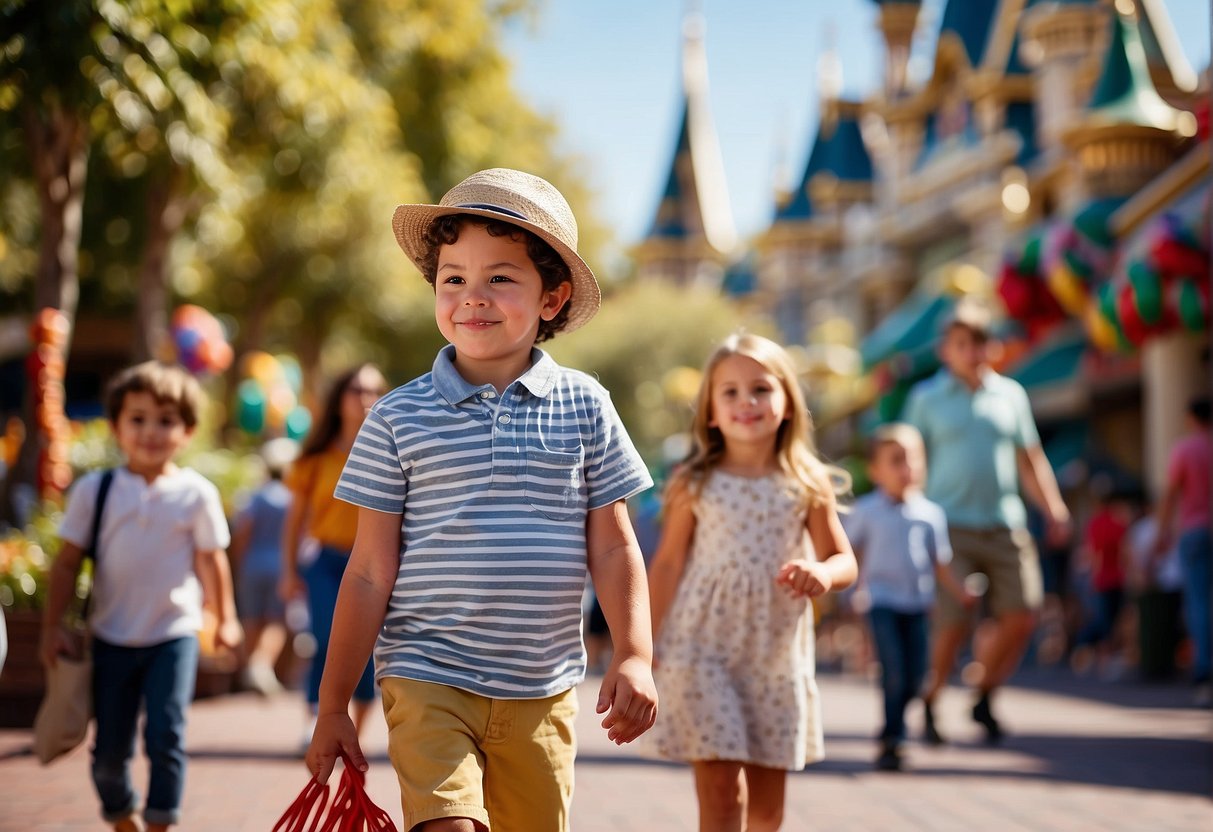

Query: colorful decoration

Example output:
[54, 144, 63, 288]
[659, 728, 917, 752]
[1088, 193, 1211, 351]
[234, 350, 310, 440]
[170, 305, 233, 376]
[1172, 277, 1210, 332]
[996, 226, 1066, 342]
[1043, 201, 1120, 317]
[27, 308, 72, 499]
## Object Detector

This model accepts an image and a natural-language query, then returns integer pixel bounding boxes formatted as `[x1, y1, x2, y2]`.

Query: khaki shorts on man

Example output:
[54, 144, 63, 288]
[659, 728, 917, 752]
[936, 526, 1043, 627]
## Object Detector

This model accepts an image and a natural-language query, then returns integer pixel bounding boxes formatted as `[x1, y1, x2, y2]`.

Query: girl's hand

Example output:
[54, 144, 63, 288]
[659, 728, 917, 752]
[775, 559, 833, 599]
[597, 654, 658, 745]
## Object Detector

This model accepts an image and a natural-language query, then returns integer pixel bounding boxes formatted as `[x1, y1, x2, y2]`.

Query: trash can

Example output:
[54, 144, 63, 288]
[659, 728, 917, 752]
[1137, 589, 1183, 679]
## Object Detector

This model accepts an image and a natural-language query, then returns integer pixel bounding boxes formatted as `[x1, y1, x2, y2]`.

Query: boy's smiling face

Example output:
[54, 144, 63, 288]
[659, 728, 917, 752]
[112, 391, 193, 478]
[434, 223, 571, 387]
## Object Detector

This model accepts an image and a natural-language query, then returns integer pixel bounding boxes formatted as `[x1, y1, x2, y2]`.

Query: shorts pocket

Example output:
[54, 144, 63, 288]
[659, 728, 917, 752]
[526, 449, 584, 521]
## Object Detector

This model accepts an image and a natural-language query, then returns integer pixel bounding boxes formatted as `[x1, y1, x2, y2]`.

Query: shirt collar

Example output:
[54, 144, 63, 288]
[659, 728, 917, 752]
[942, 366, 996, 392]
[431, 345, 558, 404]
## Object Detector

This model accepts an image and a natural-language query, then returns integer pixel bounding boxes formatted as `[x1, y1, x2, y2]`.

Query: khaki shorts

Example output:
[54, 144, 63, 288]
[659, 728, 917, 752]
[937, 526, 1043, 626]
[381, 677, 578, 832]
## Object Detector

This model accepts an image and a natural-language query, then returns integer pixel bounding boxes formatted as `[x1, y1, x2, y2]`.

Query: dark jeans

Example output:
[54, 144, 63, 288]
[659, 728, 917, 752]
[868, 607, 928, 745]
[305, 546, 377, 705]
[91, 635, 199, 826]
[1179, 527, 1212, 682]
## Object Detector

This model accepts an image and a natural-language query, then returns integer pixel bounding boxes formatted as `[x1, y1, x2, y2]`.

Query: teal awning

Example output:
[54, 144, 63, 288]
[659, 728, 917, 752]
[860, 294, 954, 371]
[1043, 423, 1089, 478]
[1008, 329, 1087, 390]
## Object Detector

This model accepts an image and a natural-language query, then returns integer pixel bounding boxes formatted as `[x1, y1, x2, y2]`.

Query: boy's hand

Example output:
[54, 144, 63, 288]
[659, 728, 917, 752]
[306, 712, 367, 785]
[775, 559, 833, 598]
[38, 626, 74, 669]
[597, 654, 658, 745]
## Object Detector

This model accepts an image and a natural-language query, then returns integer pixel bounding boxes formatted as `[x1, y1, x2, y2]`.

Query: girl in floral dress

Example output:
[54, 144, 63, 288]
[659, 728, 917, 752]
[647, 333, 857, 832]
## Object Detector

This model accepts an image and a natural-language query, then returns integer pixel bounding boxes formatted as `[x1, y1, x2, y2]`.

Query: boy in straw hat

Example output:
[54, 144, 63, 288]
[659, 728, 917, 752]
[305, 169, 657, 831]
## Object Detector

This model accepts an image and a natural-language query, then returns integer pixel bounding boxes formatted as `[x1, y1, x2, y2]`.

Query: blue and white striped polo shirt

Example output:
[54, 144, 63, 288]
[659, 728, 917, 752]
[335, 345, 653, 699]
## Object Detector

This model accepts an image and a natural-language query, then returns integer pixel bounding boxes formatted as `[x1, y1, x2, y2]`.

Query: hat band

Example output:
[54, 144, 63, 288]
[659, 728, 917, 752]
[456, 203, 530, 222]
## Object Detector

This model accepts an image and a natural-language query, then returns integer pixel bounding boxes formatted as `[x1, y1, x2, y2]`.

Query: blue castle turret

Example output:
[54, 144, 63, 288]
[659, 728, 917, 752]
[633, 12, 736, 289]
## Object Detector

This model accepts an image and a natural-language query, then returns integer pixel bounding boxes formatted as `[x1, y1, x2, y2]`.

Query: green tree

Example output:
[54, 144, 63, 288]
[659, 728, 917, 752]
[548, 281, 773, 463]
[0, 0, 244, 518]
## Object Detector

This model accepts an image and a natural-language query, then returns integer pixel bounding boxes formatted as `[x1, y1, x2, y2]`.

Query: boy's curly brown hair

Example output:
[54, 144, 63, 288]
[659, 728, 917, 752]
[419, 215, 572, 343]
[105, 361, 203, 428]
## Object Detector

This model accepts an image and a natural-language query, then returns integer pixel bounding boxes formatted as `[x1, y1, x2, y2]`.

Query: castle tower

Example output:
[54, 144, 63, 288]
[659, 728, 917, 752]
[1061, 2, 1194, 199]
[1020, 0, 1108, 154]
[872, 0, 924, 97]
[633, 12, 736, 289]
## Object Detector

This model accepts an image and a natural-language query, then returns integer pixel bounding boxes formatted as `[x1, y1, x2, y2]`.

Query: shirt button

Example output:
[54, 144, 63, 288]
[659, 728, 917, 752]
[498, 413, 511, 424]
[480, 391, 493, 399]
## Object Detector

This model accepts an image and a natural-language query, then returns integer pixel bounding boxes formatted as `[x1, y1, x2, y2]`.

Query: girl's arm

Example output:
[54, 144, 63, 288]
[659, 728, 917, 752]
[278, 490, 310, 601]
[307, 506, 400, 784]
[39, 541, 85, 668]
[586, 499, 658, 745]
[195, 548, 242, 650]
[645, 481, 696, 642]
[778, 495, 857, 597]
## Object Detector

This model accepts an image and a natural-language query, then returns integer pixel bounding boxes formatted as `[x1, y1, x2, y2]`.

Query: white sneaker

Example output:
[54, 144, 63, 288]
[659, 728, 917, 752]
[243, 662, 284, 696]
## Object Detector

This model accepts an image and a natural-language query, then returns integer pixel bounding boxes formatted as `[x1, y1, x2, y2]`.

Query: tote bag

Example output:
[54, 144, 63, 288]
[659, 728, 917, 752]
[32, 470, 114, 764]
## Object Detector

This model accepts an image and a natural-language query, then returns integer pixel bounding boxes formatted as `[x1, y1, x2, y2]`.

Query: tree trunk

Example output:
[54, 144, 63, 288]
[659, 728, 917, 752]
[0, 104, 88, 526]
[133, 163, 187, 362]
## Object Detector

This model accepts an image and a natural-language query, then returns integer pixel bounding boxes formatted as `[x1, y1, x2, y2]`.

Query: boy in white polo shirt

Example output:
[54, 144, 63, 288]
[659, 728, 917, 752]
[305, 169, 657, 832]
[40, 361, 241, 832]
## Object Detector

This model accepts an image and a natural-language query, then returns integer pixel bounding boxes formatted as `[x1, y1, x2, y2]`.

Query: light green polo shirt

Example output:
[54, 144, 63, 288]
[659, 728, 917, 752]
[903, 368, 1040, 530]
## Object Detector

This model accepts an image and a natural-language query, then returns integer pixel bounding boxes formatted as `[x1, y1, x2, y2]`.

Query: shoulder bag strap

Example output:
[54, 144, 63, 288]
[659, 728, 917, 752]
[80, 469, 115, 620]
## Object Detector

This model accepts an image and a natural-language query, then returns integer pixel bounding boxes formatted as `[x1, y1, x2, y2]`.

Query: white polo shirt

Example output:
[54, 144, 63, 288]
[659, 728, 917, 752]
[59, 466, 230, 646]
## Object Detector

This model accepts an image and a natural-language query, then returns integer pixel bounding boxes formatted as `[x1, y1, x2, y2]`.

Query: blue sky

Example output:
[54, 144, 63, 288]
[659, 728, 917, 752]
[503, 0, 1211, 252]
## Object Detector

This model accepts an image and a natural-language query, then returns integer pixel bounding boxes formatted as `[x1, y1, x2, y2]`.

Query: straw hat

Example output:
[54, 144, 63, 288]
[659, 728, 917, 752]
[392, 168, 601, 334]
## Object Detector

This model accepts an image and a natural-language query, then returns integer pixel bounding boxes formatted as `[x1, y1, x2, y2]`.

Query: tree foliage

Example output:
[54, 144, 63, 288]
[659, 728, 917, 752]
[548, 281, 771, 463]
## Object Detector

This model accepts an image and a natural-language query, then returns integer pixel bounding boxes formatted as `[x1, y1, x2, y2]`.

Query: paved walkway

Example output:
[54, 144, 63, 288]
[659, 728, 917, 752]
[1, 669, 1209, 831]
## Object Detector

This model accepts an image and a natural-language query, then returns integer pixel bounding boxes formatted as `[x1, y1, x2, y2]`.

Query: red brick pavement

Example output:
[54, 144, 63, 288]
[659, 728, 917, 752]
[1, 672, 1209, 831]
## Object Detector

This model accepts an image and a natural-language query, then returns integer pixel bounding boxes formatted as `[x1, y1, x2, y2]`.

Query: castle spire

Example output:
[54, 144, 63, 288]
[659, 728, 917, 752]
[634, 9, 737, 287]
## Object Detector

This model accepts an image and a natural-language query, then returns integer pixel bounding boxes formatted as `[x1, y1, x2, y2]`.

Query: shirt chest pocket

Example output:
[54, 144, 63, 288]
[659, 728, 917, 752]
[526, 448, 585, 522]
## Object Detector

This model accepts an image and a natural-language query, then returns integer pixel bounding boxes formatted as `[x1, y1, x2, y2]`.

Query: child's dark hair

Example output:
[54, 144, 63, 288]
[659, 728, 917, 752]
[866, 422, 924, 461]
[299, 364, 379, 459]
[1189, 396, 1211, 426]
[419, 215, 572, 342]
[105, 361, 203, 428]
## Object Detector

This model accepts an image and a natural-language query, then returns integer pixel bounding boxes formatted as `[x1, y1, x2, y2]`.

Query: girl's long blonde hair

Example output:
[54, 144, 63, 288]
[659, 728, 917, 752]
[671, 333, 849, 506]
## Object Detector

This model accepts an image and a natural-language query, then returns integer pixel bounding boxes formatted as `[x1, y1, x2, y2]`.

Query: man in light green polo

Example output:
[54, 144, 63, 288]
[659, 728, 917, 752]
[904, 298, 1071, 744]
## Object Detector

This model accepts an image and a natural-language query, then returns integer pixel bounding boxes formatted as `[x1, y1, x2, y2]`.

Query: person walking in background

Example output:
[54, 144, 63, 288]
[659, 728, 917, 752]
[229, 438, 298, 695]
[904, 299, 1070, 745]
[845, 423, 974, 772]
[39, 361, 241, 832]
[1071, 477, 1131, 680]
[279, 363, 388, 747]
[305, 169, 657, 832]
[646, 333, 857, 832]
[1154, 397, 1212, 705]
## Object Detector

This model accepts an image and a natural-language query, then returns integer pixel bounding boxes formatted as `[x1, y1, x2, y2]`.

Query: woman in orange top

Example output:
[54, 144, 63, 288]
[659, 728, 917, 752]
[280, 364, 388, 743]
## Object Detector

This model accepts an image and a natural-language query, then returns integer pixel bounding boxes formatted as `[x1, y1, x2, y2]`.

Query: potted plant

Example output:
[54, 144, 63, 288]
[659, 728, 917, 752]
[0, 506, 63, 727]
